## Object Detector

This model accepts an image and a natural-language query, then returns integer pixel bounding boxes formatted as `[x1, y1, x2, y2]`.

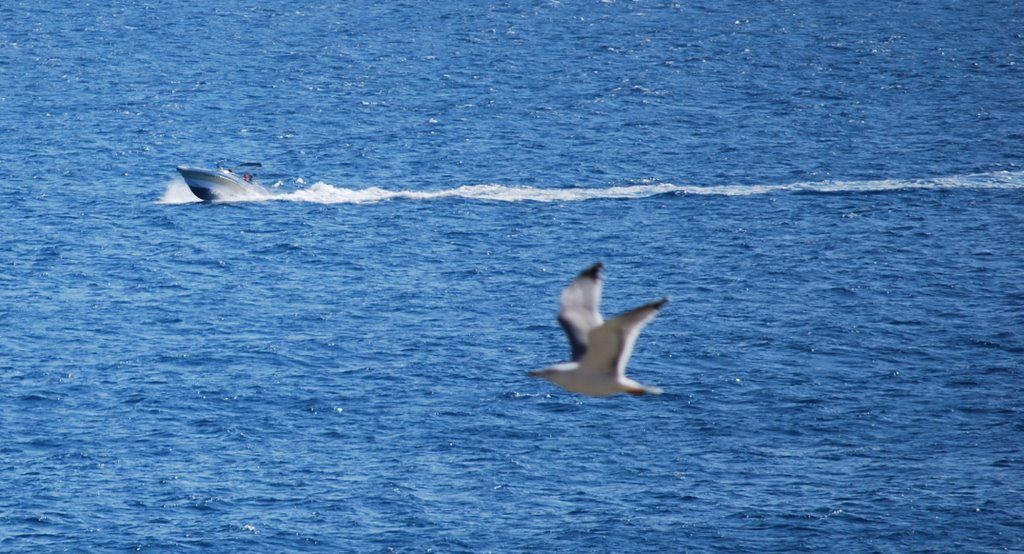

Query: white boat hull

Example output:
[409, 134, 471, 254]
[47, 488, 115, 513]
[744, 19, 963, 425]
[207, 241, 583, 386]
[176, 166, 253, 201]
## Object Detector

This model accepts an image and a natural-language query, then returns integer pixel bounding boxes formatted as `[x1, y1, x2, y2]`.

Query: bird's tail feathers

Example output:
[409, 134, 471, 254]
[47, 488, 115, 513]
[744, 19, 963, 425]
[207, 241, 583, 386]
[626, 385, 663, 396]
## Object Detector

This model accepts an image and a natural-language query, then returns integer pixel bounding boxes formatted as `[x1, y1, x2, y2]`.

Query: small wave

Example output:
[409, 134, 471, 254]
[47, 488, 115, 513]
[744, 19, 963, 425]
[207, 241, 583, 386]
[158, 171, 1024, 205]
[158, 179, 203, 204]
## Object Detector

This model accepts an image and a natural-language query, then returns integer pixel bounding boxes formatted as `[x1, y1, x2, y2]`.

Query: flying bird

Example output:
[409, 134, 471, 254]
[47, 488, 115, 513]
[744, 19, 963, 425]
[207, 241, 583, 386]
[529, 262, 668, 396]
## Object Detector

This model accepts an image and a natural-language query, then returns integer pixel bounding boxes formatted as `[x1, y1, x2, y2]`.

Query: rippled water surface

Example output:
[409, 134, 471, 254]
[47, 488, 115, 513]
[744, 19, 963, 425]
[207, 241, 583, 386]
[2, 1, 1023, 552]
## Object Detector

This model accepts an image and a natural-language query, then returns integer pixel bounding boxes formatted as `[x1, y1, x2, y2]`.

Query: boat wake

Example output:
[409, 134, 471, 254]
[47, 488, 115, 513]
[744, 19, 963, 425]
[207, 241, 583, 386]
[158, 171, 1024, 205]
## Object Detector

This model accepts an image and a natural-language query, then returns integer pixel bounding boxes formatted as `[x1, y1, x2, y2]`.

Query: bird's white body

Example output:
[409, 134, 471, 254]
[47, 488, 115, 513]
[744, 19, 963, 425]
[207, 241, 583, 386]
[530, 263, 667, 397]
[533, 362, 661, 397]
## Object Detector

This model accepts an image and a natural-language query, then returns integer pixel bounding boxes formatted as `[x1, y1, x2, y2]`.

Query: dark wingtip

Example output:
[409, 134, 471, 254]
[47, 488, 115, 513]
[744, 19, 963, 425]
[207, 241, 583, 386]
[651, 297, 670, 310]
[580, 262, 604, 280]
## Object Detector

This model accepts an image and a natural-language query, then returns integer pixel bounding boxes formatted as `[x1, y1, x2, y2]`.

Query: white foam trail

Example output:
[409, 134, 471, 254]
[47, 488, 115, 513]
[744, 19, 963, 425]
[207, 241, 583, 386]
[158, 171, 1024, 205]
[275, 182, 684, 204]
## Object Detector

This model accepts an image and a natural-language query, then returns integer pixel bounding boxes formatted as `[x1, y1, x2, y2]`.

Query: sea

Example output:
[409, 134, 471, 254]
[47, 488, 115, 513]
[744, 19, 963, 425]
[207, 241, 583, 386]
[1, 0, 1022, 552]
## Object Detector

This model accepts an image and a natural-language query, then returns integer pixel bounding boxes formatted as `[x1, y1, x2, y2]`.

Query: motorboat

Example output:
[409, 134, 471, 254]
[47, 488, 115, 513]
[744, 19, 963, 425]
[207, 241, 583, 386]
[176, 162, 262, 201]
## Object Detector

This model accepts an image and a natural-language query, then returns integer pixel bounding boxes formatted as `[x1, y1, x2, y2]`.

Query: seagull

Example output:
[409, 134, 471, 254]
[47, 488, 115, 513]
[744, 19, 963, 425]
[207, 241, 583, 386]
[529, 262, 668, 396]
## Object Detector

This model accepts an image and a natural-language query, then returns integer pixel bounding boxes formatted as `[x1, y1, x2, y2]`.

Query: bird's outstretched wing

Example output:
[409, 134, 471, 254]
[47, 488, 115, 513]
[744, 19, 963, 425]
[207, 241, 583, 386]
[557, 262, 604, 361]
[578, 298, 669, 377]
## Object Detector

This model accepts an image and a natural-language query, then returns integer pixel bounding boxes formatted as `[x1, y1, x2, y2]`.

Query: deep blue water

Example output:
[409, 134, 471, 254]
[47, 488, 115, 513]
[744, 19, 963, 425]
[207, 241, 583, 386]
[2, 1, 1023, 552]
